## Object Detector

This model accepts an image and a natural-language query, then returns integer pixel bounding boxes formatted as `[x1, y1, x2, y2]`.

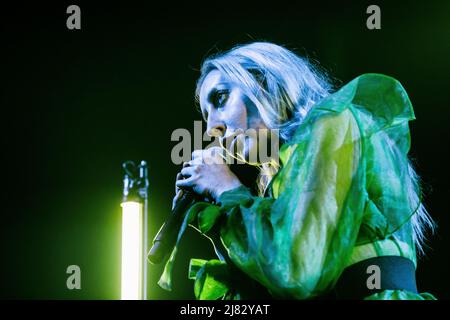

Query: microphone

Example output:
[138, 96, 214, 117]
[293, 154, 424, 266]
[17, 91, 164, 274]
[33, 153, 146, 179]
[148, 161, 260, 265]
[147, 191, 197, 264]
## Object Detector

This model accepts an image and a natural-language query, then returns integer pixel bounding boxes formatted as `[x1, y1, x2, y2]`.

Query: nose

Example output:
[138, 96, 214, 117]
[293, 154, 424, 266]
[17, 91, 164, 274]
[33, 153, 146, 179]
[206, 113, 226, 138]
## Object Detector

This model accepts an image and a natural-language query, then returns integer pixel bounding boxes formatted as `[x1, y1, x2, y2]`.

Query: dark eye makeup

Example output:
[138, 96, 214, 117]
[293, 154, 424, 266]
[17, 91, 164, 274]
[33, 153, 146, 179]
[202, 86, 230, 120]
[210, 89, 229, 108]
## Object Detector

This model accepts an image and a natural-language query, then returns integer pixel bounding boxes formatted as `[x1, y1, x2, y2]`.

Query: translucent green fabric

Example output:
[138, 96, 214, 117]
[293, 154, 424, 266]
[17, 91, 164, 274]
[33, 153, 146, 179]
[157, 74, 435, 300]
[365, 290, 436, 300]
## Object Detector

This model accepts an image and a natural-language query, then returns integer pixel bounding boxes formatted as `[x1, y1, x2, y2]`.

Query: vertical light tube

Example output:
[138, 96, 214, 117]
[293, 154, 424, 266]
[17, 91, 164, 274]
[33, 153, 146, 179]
[121, 201, 143, 300]
[142, 196, 148, 300]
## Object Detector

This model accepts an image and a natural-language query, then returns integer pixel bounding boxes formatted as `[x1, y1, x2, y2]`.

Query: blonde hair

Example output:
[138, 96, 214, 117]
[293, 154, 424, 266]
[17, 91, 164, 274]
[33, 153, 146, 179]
[195, 42, 331, 142]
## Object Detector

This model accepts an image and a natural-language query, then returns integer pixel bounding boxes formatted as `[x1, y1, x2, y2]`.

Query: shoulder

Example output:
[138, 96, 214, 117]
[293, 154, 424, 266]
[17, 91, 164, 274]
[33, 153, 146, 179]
[290, 73, 415, 144]
[328, 73, 413, 124]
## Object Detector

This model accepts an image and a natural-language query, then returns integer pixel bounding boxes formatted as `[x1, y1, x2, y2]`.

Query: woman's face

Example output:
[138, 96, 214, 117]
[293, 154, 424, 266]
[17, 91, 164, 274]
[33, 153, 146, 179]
[199, 69, 270, 163]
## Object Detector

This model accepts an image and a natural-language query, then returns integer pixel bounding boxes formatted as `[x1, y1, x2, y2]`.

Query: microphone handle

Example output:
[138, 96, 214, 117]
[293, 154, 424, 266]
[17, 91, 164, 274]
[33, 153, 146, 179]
[147, 191, 196, 264]
[148, 163, 260, 265]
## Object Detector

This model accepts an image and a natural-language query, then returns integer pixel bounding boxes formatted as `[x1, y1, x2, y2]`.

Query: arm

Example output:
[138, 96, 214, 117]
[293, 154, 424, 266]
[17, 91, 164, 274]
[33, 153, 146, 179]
[218, 108, 364, 299]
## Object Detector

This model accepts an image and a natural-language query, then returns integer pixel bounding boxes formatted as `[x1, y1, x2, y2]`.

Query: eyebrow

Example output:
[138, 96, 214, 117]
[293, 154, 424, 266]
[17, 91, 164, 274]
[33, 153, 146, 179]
[207, 83, 229, 99]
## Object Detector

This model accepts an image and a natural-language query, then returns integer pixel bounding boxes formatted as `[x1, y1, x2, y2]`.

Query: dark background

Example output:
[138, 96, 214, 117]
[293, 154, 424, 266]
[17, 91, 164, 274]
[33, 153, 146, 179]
[2, 1, 449, 299]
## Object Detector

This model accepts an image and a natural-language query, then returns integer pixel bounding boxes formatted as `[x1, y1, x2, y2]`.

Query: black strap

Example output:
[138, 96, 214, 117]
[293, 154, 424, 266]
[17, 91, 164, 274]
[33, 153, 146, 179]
[333, 256, 418, 299]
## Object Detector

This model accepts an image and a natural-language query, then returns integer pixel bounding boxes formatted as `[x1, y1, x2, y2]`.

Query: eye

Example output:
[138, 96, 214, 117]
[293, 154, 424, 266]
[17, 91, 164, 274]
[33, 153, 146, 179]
[213, 89, 229, 108]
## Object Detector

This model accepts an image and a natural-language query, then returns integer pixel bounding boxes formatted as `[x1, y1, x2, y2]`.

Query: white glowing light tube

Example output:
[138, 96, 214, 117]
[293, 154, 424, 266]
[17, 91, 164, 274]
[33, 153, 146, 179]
[121, 201, 143, 300]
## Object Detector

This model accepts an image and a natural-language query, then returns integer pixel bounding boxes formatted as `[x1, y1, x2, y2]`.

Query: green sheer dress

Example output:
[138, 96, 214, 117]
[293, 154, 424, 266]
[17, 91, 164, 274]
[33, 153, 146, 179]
[157, 73, 436, 300]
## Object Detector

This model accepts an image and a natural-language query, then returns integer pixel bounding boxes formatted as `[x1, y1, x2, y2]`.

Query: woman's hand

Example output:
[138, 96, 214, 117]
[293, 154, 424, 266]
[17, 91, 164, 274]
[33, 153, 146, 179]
[175, 147, 243, 202]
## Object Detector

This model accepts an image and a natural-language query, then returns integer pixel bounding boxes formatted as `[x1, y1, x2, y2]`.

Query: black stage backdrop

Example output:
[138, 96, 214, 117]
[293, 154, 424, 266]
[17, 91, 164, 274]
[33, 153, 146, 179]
[2, 1, 450, 299]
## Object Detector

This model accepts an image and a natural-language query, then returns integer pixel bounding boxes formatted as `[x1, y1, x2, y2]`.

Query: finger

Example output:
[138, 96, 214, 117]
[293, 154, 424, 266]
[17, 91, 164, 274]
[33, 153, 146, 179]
[182, 161, 191, 168]
[191, 150, 204, 164]
[192, 149, 202, 159]
[211, 147, 227, 163]
[203, 149, 225, 165]
[176, 176, 196, 190]
[175, 173, 183, 193]
[180, 166, 197, 178]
